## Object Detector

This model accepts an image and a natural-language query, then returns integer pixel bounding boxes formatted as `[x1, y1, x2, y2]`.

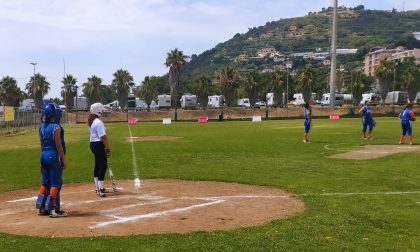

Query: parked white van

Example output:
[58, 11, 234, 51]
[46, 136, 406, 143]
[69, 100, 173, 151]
[208, 95, 223, 108]
[384, 91, 408, 105]
[238, 98, 251, 108]
[360, 93, 380, 105]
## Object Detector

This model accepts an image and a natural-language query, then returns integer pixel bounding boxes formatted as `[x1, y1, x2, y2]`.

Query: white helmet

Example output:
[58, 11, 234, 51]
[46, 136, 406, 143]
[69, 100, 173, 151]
[90, 102, 105, 116]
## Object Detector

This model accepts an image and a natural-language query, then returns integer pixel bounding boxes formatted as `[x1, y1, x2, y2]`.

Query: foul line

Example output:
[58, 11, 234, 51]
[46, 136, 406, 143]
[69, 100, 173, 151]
[300, 191, 420, 197]
[128, 125, 139, 178]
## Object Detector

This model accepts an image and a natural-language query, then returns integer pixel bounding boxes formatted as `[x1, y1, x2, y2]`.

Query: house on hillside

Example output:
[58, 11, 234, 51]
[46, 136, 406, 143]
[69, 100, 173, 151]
[237, 53, 249, 61]
[257, 47, 278, 58]
[363, 47, 404, 77]
[388, 48, 420, 65]
[260, 32, 274, 39]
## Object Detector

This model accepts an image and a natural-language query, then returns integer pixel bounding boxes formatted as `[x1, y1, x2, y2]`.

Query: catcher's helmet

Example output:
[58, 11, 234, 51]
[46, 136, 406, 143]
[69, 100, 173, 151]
[42, 103, 56, 120]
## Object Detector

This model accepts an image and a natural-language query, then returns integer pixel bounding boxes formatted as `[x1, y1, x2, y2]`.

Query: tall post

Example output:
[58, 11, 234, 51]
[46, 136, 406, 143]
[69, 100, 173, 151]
[75, 85, 78, 123]
[392, 63, 396, 114]
[329, 0, 338, 108]
[30, 63, 37, 108]
[63, 58, 68, 123]
[286, 63, 292, 118]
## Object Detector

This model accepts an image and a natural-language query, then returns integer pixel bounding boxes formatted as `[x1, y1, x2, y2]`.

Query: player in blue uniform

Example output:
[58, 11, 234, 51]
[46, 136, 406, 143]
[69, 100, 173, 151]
[399, 103, 416, 145]
[358, 101, 375, 139]
[303, 103, 312, 143]
[35, 103, 67, 217]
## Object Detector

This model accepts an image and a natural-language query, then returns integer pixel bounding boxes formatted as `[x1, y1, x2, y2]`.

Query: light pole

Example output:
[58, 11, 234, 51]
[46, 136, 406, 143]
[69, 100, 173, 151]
[75, 85, 79, 123]
[392, 62, 397, 114]
[286, 62, 292, 118]
[329, 0, 338, 108]
[30, 62, 37, 108]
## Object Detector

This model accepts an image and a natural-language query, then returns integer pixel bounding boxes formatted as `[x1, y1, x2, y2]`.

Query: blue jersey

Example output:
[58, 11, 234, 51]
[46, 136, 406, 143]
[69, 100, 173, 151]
[361, 106, 373, 121]
[39, 122, 60, 152]
[400, 108, 414, 122]
[304, 108, 311, 122]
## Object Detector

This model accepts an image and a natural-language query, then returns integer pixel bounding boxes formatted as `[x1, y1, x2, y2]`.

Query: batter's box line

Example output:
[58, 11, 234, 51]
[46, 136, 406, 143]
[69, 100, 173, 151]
[89, 199, 225, 229]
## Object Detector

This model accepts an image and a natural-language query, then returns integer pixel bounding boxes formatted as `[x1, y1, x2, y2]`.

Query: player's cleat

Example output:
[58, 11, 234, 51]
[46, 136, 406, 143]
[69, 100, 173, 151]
[409, 142, 413, 145]
[49, 209, 68, 218]
[399, 141, 403, 145]
[303, 140, 310, 143]
[38, 209, 49, 216]
[99, 188, 109, 193]
[96, 190, 106, 197]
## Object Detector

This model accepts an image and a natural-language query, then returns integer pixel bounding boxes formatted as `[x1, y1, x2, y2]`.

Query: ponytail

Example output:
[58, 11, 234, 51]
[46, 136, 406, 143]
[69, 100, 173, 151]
[88, 114, 98, 127]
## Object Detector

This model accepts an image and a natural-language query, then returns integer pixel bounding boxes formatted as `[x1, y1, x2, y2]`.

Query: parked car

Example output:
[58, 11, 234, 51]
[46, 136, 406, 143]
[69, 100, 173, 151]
[253, 101, 266, 108]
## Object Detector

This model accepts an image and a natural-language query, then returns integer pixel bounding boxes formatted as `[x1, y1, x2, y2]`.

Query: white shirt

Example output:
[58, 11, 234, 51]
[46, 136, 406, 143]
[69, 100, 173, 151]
[90, 118, 106, 142]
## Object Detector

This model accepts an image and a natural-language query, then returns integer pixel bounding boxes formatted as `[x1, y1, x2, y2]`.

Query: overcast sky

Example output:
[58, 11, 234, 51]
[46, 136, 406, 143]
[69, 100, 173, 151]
[1, 0, 419, 98]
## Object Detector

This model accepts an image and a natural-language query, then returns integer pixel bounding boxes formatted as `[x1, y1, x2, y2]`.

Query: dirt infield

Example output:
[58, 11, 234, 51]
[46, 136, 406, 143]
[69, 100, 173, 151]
[128, 136, 182, 142]
[0, 179, 304, 237]
[330, 145, 420, 160]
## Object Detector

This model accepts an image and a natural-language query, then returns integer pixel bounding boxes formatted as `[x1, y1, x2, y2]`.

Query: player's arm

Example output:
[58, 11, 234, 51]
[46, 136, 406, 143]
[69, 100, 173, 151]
[54, 128, 66, 169]
[101, 135, 110, 150]
[358, 107, 364, 113]
[410, 111, 416, 121]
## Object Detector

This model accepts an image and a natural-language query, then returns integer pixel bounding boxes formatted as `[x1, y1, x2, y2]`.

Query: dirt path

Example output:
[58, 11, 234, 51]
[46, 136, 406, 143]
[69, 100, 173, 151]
[0, 179, 304, 237]
[330, 145, 420, 160]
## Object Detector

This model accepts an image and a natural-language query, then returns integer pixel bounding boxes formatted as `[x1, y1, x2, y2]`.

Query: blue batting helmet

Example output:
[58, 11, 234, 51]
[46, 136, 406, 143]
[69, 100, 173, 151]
[42, 104, 56, 121]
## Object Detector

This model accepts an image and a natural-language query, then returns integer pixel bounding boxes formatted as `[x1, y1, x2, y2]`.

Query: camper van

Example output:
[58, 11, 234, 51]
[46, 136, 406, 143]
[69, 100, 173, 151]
[266, 92, 284, 107]
[208, 95, 223, 108]
[237, 98, 251, 108]
[360, 93, 380, 105]
[18, 99, 35, 111]
[180, 94, 197, 109]
[415, 92, 420, 104]
[73, 97, 88, 111]
[293, 93, 316, 106]
[320, 93, 344, 107]
[158, 94, 171, 109]
[384, 91, 408, 105]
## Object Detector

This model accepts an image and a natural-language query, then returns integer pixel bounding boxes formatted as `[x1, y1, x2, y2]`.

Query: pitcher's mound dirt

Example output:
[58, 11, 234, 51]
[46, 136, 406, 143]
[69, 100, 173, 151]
[0, 179, 304, 237]
[330, 145, 420, 160]
[128, 136, 182, 142]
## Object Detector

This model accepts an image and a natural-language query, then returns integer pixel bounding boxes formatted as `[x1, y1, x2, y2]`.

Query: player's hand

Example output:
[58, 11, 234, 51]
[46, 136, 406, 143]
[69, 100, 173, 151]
[105, 149, 111, 158]
[62, 160, 67, 170]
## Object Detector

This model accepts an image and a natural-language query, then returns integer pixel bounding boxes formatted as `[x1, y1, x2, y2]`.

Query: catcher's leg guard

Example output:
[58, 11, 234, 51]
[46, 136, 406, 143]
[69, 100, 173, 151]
[45, 187, 59, 212]
[36, 194, 48, 209]
[36, 185, 49, 209]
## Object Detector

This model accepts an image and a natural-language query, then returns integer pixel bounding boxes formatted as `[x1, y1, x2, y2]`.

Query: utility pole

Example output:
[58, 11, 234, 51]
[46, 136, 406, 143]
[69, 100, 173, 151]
[329, 0, 338, 108]
[30, 62, 37, 108]
[286, 62, 292, 118]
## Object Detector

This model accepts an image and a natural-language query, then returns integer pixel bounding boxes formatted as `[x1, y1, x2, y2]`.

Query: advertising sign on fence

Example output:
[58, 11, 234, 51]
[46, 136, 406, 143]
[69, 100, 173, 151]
[0, 106, 4, 122]
[4, 107, 14, 121]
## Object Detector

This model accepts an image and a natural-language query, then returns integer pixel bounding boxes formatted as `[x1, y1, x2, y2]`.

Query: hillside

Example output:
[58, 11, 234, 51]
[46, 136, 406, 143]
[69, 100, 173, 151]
[182, 6, 420, 78]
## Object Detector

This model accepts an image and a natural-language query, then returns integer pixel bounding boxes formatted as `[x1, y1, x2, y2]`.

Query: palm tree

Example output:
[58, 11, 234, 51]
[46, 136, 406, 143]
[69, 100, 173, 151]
[375, 59, 394, 104]
[194, 76, 214, 109]
[218, 67, 239, 108]
[138, 76, 158, 111]
[26, 73, 50, 109]
[270, 69, 286, 107]
[351, 72, 364, 105]
[401, 57, 420, 103]
[165, 48, 188, 108]
[244, 70, 262, 106]
[296, 66, 316, 103]
[0, 76, 24, 106]
[112, 69, 134, 109]
[82, 75, 102, 106]
[61, 74, 77, 110]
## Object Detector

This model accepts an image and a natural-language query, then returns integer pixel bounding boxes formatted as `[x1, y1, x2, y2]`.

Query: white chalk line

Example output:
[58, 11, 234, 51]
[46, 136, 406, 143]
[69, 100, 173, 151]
[324, 143, 346, 151]
[300, 191, 420, 197]
[128, 125, 140, 179]
[90, 199, 225, 228]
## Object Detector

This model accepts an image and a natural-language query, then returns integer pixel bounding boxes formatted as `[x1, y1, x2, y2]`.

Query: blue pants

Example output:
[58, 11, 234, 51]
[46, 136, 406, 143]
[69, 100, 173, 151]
[362, 119, 374, 133]
[304, 120, 311, 134]
[40, 150, 63, 188]
[401, 121, 412, 136]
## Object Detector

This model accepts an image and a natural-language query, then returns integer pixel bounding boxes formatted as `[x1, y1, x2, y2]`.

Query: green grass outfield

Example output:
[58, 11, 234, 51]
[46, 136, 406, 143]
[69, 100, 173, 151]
[1, 117, 420, 251]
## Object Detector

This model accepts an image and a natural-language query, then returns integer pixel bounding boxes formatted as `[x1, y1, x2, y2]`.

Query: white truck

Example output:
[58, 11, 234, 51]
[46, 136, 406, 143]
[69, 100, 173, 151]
[158, 94, 171, 109]
[360, 93, 380, 105]
[18, 99, 35, 111]
[320, 93, 344, 107]
[237, 98, 251, 108]
[208, 95, 223, 108]
[180, 94, 197, 109]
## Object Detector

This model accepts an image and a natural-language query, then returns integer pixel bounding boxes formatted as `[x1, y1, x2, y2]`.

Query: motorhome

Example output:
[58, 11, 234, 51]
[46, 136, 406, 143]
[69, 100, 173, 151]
[320, 93, 344, 107]
[266, 93, 284, 107]
[360, 93, 380, 105]
[180, 94, 197, 109]
[158, 94, 171, 109]
[292, 93, 316, 106]
[384, 91, 408, 105]
[237, 98, 251, 108]
[208, 95, 223, 108]
[415, 92, 420, 104]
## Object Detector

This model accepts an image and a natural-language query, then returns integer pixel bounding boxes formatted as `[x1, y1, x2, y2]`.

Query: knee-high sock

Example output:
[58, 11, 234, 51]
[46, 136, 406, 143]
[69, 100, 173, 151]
[50, 187, 59, 208]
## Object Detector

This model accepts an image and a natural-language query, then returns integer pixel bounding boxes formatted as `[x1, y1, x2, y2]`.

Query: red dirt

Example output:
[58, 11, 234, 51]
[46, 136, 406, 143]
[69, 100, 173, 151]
[0, 179, 304, 237]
